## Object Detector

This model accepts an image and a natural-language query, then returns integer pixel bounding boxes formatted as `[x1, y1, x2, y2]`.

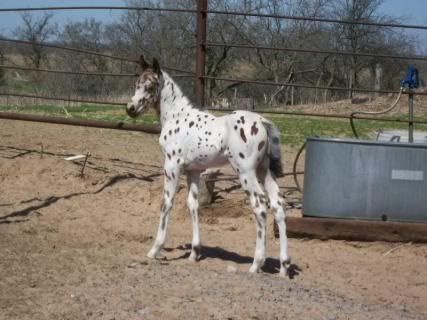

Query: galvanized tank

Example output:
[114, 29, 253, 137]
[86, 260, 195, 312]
[302, 137, 427, 222]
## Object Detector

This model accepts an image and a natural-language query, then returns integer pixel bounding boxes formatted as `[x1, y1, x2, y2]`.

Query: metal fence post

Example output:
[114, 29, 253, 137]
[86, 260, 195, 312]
[408, 91, 414, 143]
[195, 0, 207, 108]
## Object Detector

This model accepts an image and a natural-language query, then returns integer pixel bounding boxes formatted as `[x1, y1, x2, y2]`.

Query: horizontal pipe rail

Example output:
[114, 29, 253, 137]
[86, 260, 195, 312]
[0, 65, 138, 77]
[208, 108, 427, 125]
[207, 9, 427, 30]
[0, 64, 195, 78]
[0, 37, 136, 63]
[0, 6, 426, 30]
[205, 42, 427, 62]
[203, 75, 427, 96]
[0, 112, 161, 134]
[0, 37, 195, 75]
[0, 92, 126, 106]
[0, 6, 197, 14]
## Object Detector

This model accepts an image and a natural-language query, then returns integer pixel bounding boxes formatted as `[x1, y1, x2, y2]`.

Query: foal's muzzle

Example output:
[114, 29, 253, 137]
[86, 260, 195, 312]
[126, 103, 140, 118]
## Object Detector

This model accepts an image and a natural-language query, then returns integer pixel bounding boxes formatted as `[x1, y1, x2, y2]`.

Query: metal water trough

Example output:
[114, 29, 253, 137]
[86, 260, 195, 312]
[303, 137, 427, 222]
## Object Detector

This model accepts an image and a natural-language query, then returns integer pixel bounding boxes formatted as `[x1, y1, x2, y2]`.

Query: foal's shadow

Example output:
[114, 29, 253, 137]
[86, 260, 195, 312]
[168, 244, 301, 279]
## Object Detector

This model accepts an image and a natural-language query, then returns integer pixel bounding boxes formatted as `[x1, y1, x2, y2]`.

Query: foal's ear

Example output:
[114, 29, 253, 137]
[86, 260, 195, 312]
[140, 55, 149, 70]
[152, 58, 161, 76]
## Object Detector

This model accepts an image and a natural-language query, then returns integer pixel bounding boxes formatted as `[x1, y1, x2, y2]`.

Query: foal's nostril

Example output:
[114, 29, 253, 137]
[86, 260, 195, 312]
[128, 105, 135, 113]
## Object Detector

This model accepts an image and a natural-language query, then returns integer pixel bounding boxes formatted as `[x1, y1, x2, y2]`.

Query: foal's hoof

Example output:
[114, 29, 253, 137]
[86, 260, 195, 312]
[188, 251, 201, 262]
[280, 257, 292, 276]
[146, 249, 158, 259]
[248, 265, 260, 273]
[188, 254, 198, 262]
[188, 246, 202, 262]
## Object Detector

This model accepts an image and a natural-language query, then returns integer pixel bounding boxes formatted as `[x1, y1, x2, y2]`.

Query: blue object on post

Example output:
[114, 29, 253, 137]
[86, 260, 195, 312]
[400, 65, 419, 89]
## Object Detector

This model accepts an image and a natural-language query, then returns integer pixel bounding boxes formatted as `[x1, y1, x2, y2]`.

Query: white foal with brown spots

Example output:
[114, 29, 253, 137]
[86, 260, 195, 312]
[127, 55, 290, 275]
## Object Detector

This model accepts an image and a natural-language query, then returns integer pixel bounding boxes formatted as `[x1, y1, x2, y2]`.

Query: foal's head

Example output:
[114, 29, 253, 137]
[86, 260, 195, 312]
[126, 55, 162, 118]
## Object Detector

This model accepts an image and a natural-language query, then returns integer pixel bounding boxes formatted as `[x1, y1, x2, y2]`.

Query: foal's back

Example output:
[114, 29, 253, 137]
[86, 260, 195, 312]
[159, 109, 270, 172]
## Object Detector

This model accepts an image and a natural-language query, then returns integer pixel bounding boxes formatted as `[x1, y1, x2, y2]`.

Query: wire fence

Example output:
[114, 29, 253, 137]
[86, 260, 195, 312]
[0, 2, 426, 133]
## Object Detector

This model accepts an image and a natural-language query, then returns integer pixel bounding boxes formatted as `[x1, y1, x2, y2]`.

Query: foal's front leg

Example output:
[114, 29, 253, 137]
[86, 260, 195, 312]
[147, 161, 181, 259]
[186, 171, 202, 261]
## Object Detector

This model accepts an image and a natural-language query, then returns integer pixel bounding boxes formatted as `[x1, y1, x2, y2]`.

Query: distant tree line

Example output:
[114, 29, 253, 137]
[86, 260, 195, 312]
[0, 0, 423, 107]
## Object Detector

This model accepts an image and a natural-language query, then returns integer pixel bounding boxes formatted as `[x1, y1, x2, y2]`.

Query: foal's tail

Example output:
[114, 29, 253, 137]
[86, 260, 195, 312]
[262, 121, 283, 177]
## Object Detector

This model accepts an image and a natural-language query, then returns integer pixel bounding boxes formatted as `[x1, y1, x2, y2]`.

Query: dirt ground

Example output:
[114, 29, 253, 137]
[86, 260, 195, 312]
[1, 119, 426, 320]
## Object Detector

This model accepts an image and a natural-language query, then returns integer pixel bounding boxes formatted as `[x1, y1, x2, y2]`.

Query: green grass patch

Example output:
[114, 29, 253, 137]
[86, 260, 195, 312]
[266, 114, 427, 147]
[2, 104, 426, 147]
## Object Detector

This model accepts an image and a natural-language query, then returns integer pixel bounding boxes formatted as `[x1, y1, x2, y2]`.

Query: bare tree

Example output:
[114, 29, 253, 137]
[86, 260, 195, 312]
[232, 0, 329, 105]
[331, 0, 392, 97]
[57, 19, 112, 97]
[14, 13, 57, 68]
[18, 0, 416, 105]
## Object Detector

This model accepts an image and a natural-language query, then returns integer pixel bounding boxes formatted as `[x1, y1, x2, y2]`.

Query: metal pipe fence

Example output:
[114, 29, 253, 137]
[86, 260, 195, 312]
[0, 1, 426, 133]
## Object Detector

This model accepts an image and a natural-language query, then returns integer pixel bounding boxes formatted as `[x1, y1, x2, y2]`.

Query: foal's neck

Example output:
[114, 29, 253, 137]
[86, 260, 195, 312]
[158, 72, 194, 126]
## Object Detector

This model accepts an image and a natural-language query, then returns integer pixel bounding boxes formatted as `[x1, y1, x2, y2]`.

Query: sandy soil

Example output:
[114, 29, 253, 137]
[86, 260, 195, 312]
[1, 120, 426, 320]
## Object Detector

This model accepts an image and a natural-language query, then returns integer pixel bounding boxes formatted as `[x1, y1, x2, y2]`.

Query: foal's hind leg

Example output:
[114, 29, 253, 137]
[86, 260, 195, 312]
[147, 162, 181, 259]
[186, 171, 202, 261]
[239, 171, 268, 273]
[263, 169, 290, 276]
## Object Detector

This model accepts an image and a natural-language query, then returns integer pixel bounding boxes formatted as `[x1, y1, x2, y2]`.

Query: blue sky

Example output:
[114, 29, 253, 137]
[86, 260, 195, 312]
[0, 0, 426, 51]
[0, 0, 126, 35]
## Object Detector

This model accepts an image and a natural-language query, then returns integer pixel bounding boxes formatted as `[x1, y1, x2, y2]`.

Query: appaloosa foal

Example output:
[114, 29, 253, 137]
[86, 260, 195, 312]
[126, 55, 290, 275]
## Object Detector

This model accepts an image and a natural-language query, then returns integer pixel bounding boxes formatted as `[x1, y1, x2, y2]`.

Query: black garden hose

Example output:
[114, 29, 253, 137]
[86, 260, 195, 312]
[292, 141, 306, 193]
[350, 89, 403, 138]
